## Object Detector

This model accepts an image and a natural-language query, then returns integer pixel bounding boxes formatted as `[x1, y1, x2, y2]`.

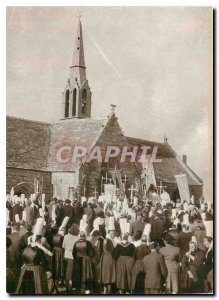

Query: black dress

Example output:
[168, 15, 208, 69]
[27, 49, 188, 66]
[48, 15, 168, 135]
[6, 249, 19, 294]
[99, 238, 115, 285]
[52, 234, 64, 283]
[15, 246, 48, 294]
[112, 242, 135, 290]
[72, 239, 95, 291]
[131, 244, 151, 292]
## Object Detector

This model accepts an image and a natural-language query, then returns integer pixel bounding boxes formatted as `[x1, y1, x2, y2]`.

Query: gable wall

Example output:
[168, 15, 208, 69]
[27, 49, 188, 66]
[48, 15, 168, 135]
[81, 115, 140, 196]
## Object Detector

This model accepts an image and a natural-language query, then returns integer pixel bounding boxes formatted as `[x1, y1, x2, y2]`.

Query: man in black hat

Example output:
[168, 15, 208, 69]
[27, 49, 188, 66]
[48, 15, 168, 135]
[62, 199, 75, 229]
[143, 241, 167, 294]
[160, 233, 180, 294]
[129, 214, 145, 240]
[22, 224, 33, 249]
[55, 200, 64, 227]
[150, 212, 164, 245]
[73, 200, 83, 224]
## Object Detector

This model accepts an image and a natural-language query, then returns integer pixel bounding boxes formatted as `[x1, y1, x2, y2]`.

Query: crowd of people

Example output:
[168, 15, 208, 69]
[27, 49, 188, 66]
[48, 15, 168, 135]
[6, 189, 213, 295]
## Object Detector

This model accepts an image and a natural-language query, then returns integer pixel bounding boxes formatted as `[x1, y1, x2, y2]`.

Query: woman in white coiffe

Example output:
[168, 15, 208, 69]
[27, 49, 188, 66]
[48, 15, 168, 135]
[80, 215, 88, 236]
[90, 215, 105, 236]
[142, 220, 151, 244]
[132, 230, 142, 247]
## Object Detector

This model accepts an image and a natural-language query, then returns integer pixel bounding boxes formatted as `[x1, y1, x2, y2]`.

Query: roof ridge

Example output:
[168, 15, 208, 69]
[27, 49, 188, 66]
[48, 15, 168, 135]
[6, 115, 50, 125]
[126, 135, 164, 145]
[52, 117, 108, 126]
[183, 163, 203, 184]
[175, 155, 202, 185]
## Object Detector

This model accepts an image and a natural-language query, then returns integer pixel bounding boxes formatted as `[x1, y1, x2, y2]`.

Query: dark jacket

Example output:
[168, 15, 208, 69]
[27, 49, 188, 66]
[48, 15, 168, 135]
[7, 232, 24, 267]
[143, 251, 167, 289]
[129, 220, 145, 236]
[178, 231, 192, 260]
[168, 229, 179, 247]
[160, 244, 180, 272]
[203, 248, 213, 279]
[150, 218, 164, 242]
[11, 204, 23, 223]
[181, 248, 206, 291]
[133, 244, 151, 260]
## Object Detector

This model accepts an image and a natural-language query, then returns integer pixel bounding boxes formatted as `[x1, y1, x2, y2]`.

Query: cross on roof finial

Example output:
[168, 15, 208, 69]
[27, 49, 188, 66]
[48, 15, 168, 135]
[77, 11, 82, 20]
[73, 11, 82, 21]
[164, 133, 168, 144]
[110, 104, 116, 114]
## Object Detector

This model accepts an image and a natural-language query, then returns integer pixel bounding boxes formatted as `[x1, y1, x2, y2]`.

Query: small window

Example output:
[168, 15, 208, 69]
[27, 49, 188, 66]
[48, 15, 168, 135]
[72, 89, 77, 116]
[81, 89, 87, 114]
[77, 47, 79, 50]
[81, 102, 86, 114]
[65, 90, 70, 118]
[82, 89, 87, 100]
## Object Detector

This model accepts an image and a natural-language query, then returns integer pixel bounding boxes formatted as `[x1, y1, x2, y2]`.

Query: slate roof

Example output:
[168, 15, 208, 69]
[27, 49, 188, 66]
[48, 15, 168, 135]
[126, 136, 202, 186]
[6, 116, 203, 186]
[125, 136, 176, 158]
[6, 116, 50, 171]
[47, 117, 109, 172]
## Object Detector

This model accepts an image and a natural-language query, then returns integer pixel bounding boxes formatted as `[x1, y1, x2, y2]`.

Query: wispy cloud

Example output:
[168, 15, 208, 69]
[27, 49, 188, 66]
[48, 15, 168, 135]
[87, 33, 123, 80]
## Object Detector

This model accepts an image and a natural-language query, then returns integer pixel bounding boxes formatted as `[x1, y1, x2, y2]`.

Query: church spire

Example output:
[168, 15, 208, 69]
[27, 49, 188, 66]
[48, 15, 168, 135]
[62, 17, 92, 120]
[70, 18, 87, 86]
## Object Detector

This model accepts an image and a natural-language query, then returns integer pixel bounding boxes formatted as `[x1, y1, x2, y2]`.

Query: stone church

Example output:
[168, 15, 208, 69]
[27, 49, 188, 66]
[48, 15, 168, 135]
[6, 19, 203, 203]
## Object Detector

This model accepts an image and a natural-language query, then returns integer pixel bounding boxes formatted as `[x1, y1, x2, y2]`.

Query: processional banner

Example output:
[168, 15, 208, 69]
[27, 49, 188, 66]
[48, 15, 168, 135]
[141, 158, 156, 191]
[175, 174, 190, 203]
[104, 184, 116, 203]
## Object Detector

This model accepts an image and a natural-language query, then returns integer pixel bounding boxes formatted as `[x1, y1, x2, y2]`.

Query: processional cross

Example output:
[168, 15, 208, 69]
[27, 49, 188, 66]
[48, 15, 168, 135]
[75, 11, 82, 20]
[155, 181, 167, 196]
[109, 164, 123, 191]
[109, 164, 123, 174]
[92, 187, 99, 199]
[141, 165, 150, 196]
[122, 174, 128, 192]
[110, 104, 117, 114]
[128, 185, 138, 203]
[101, 172, 109, 194]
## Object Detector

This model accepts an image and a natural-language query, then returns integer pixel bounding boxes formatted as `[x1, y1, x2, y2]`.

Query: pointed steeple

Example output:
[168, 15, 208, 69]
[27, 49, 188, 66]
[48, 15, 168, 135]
[62, 17, 92, 120]
[70, 18, 87, 86]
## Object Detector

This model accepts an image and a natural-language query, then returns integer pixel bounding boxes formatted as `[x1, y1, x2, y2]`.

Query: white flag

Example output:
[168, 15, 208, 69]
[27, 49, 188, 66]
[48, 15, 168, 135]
[175, 174, 190, 203]
[104, 184, 116, 203]
[141, 157, 156, 191]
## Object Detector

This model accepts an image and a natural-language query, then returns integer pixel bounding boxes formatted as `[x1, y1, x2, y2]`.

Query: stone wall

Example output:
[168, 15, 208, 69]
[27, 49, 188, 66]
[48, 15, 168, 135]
[6, 167, 52, 202]
[81, 114, 140, 196]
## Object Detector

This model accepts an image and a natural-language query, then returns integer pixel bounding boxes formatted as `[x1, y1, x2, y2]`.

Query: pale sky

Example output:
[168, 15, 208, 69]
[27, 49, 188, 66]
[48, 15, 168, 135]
[6, 7, 213, 200]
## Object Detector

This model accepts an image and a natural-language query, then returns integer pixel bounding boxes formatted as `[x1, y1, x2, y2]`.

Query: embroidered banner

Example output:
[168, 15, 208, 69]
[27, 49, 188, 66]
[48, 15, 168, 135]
[175, 174, 190, 203]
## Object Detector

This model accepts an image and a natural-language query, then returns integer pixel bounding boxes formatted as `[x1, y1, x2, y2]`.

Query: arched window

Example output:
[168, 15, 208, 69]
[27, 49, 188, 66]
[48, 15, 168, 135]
[81, 103, 87, 114]
[72, 88, 77, 116]
[65, 90, 70, 118]
[81, 89, 87, 114]
[82, 89, 87, 101]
